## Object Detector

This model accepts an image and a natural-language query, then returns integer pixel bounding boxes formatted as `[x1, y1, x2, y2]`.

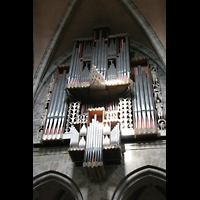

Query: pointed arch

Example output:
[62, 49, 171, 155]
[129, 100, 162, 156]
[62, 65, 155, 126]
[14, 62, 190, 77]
[112, 165, 166, 200]
[33, 170, 83, 200]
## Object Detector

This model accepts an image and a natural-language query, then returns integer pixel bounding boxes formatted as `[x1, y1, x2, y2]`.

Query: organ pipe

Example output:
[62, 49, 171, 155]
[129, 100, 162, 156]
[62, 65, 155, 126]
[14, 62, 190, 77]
[43, 70, 67, 140]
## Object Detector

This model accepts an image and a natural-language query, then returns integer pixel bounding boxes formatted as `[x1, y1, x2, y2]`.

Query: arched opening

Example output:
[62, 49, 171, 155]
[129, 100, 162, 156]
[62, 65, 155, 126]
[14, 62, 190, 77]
[33, 170, 83, 200]
[112, 165, 166, 200]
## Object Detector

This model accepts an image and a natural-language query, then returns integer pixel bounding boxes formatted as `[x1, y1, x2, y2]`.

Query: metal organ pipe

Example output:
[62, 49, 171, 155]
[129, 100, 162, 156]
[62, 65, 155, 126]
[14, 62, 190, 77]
[102, 41, 107, 78]
[142, 70, 151, 128]
[43, 75, 61, 140]
[98, 31, 102, 74]
[71, 48, 78, 83]
[125, 35, 130, 79]
[78, 58, 82, 82]
[133, 82, 138, 128]
[68, 41, 77, 84]
[49, 70, 66, 139]
[75, 48, 80, 83]
[100, 37, 104, 76]
[43, 83, 58, 137]
[120, 47, 123, 79]
[46, 75, 62, 139]
[122, 42, 126, 78]
[58, 94, 67, 137]
[135, 74, 142, 128]
[43, 70, 67, 140]
[68, 35, 131, 84]
[95, 39, 99, 67]
[92, 45, 95, 67]
[147, 76, 156, 127]
[103, 43, 107, 78]
[73, 49, 78, 83]
[54, 78, 68, 139]
[116, 56, 120, 79]
[138, 66, 146, 128]
[67, 42, 76, 84]
[84, 114, 102, 163]
[70, 48, 76, 83]
[133, 66, 157, 129]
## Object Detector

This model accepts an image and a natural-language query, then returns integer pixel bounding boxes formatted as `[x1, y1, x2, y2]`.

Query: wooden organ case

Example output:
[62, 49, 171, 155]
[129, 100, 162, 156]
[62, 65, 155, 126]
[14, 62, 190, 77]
[40, 26, 162, 181]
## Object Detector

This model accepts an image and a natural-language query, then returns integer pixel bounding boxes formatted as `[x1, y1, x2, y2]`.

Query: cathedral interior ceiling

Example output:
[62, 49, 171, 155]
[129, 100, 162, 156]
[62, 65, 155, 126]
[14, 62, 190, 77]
[33, 0, 166, 83]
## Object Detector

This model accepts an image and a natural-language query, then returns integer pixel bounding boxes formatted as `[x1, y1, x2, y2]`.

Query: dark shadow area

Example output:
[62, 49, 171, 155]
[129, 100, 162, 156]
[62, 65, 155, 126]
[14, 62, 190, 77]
[33, 170, 83, 200]
[112, 165, 166, 200]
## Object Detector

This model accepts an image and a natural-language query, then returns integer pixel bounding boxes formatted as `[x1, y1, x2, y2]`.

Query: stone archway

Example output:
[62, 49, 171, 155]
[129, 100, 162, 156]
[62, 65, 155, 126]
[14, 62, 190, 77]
[33, 170, 83, 200]
[112, 165, 166, 200]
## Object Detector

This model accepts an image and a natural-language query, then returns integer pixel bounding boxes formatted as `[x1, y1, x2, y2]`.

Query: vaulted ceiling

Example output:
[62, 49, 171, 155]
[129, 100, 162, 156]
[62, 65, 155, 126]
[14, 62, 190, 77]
[33, 0, 165, 84]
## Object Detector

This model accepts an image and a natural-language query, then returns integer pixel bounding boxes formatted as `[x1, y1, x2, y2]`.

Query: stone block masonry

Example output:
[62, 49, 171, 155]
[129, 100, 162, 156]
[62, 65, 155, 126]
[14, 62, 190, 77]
[33, 142, 165, 200]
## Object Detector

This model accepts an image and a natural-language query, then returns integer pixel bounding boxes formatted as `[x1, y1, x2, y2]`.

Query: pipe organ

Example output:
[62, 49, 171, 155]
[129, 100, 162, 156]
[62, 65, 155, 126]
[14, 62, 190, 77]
[42, 68, 68, 141]
[39, 26, 165, 181]
[133, 65, 157, 136]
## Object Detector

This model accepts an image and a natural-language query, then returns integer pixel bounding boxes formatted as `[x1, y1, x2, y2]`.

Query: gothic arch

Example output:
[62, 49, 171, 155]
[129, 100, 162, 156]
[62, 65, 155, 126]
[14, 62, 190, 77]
[112, 165, 166, 200]
[33, 170, 83, 200]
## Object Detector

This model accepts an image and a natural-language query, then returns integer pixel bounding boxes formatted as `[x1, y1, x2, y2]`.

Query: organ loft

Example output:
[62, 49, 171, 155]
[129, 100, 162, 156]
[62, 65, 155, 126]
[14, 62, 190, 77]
[38, 26, 166, 181]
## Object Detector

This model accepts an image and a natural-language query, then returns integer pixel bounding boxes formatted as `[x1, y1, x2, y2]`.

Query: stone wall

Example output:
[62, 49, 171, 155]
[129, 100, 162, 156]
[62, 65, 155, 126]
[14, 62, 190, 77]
[33, 141, 166, 200]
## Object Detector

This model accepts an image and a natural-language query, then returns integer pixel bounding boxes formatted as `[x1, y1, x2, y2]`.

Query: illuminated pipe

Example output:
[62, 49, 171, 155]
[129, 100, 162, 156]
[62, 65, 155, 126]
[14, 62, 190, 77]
[142, 70, 151, 128]
[44, 75, 62, 140]
[70, 48, 77, 83]
[147, 77, 156, 127]
[68, 41, 77, 84]
[50, 70, 66, 139]
[52, 71, 67, 139]
[133, 82, 138, 128]
[125, 35, 130, 79]
[92, 45, 95, 66]
[138, 66, 146, 128]
[135, 75, 142, 128]
[56, 79, 68, 139]
[97, 31, 102, 73]
[102, 42, 107, 78]
[123, 42, 126, 78]
[43, 83, 58, 137]
[116, 56, 120, 79]
[57, 101, 67, 139]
